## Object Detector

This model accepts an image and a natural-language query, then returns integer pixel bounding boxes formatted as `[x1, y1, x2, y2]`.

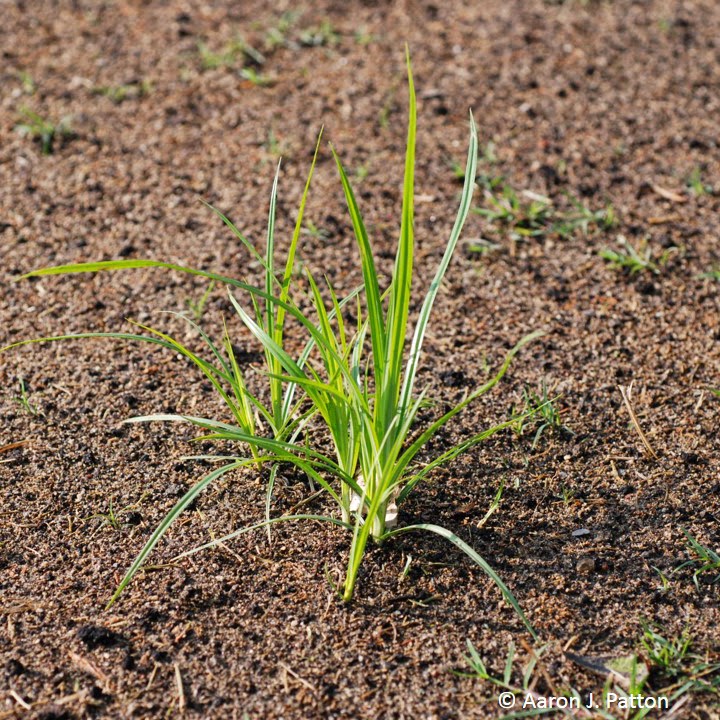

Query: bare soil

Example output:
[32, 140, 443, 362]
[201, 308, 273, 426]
[1, 1, 719, 718]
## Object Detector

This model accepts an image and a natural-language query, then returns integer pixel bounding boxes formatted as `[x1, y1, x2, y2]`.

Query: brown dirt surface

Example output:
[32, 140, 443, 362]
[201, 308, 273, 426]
[1, 1, 720, 718]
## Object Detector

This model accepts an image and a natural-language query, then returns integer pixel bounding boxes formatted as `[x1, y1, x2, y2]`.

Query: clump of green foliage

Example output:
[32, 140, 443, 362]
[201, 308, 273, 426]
[511, 380, 570, 450]
[299, 20, 339, 47]
[15, 108, 72, 154]
[472, 183, 614, 246]
[197, 37, 265, 70]
[93, 80, 152, 103]
[600, 236, 666, 275]
[4, 53, 540, 638]
[14, 377, 41, 416]
[685, 167, 714, 197]
[672, 530, 720, 589]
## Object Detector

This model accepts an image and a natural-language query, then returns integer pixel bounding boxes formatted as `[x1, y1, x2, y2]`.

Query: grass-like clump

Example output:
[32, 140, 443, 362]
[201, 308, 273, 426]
[3, 52, 541, 638]
[15, 107, 73, 155]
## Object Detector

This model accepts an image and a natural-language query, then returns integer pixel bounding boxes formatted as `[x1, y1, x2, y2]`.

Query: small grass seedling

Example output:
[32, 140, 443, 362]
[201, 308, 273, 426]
[184, 281, 215, 322]
[15, 108, 72, 155]
[640, 622, 692, 678]
[240, 68, 273, 87]
[473, 183, 614, 248]
[299, 21, 339, 47]
[552, 194, 615, 239]
[699, 267, 720, 281]
[460, 639, 550, 699]
[672, 530, 720, 589]
[18, 71, 36, 94]
[93, 80, 152, 103]
[474, 185, 553, 240]
[197, 40, 237, 70]
[301, 221, 329, 240]
[354, 164, 369, 181]
[511, 380, 569, 450]
[685, 167, 714, 197]
[263, 128, 286, 159]
[652, 566, 671, 592]
[264, 11, 299, 51]
[466, 238, 500, 257]
[14, 377, 41, 416]
[197, 37, 265, 71]
[353, 27, 374, 46]
[558, 485, 576, 506]
[465, 626, 720, 720]
[87, 494, 147, 534]
[600, 236, 660, 275]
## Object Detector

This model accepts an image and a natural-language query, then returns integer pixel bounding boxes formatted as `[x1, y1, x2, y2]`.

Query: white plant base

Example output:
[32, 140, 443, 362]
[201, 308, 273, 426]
[348, 474, 398, 529]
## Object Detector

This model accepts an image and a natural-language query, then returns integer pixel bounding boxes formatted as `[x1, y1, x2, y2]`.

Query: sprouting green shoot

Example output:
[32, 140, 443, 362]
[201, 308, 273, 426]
[511, 380, 571, 449]
[264, 12, 299, 50]
[184, 281, 215, 321]
[14, 377, 41, 416]
[93, 80, 152, 103]
[240, 68, 273, 87]
[474, 185, 553, 240]
[641, 622, 692, 677]
[472, 183, 613, 246]
[15, 108, 72, 155]
[685, 167, 714, 197]
[18, 71, 36, 94]
[699, 267, 720, 282]
[672, 530, 720, 589]
[600, 236, 660, 275]
[299, 20, 339, 47]
[460, 639, 548, 695]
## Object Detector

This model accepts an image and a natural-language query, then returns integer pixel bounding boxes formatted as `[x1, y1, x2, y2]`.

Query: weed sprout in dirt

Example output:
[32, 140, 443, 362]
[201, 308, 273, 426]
[4, 53, 541, 638]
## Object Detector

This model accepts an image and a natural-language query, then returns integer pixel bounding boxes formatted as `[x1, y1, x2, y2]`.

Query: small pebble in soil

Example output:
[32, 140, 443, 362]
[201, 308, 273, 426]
[576, 557, 596, 575]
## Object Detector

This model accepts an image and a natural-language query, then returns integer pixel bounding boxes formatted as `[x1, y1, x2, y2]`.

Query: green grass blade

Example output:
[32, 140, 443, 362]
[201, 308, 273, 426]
[281, 281, 364, 424]
[128, 320, 241, 423]
[201, 200, 269, 273]
[228, 288, 371, 423]
[382, 47, 417, 434]
[123, 413, 358, 491]
[331, 150, 387, 389]
[164, 310, 233, 378]
[17, 261, 367, 396]
[264, 463, 281, 543]
[265, 159, 281, 333]
[222, 321, 257, 444]
[382, 523, 538, 640]
[264, 160, 284, 423]
[266, 130, 322, 426]
[274, 129, 323, 345]
[1, 331, 178, 356]
[107, 461, 243, 607]
[399, 111, 478, 418]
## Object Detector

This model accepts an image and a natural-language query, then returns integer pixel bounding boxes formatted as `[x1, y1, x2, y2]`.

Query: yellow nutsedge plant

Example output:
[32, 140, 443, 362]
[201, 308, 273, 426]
[3, 50, 541, 639]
